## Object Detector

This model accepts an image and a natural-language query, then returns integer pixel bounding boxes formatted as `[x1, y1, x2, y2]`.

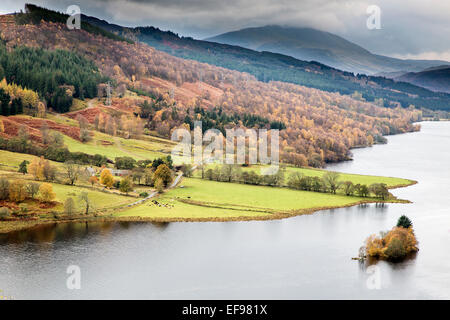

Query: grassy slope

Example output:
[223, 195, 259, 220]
[0, 150, 64, 170]
[51, 183, 134, 213]
[117, 177, 383, 220]
[63, 131, 171, 160]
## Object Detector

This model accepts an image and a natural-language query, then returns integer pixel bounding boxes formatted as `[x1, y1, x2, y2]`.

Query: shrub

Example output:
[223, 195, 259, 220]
[384, 238, 407, 261]
[139, 192, 149, 198]
[39, 183, 56, 203]
[0, 207, 11, 218]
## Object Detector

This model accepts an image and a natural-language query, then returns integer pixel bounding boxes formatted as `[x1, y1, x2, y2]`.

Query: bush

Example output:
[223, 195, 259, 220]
[384, 238, 407, 261]
[139, 192, 149, 198]
[0, 207, 11, 218]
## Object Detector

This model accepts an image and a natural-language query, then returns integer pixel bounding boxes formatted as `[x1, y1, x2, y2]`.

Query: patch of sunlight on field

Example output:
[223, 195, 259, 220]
[116, 178, 367, 219]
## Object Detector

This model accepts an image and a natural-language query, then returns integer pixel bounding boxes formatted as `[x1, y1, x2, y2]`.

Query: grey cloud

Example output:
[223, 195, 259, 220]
[1, 0, 449, 57]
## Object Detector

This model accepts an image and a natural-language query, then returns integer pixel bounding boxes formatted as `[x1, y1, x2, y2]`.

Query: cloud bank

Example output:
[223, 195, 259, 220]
[1, 0, 449, 59]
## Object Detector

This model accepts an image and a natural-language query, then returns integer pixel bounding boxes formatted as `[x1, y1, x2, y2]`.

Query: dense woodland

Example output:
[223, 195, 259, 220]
[0, 9, 422, 166]
[0, 42, 106, 112]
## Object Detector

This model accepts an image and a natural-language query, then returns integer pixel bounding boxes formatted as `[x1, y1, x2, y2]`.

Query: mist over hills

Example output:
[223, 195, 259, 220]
[80, 15, 450, 111]
[206, 25, 449, 75]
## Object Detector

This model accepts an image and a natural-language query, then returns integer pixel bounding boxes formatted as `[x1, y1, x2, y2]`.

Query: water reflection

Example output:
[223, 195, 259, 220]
[0, 221, 154, 244]
[1, 122, 449, 299]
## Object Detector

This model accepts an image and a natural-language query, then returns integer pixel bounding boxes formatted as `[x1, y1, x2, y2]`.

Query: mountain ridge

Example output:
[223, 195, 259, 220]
[206, 25, 449, 75]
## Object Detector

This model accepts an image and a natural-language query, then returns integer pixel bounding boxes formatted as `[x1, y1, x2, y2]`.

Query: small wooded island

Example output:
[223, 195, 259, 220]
[362, 215, 419, 262]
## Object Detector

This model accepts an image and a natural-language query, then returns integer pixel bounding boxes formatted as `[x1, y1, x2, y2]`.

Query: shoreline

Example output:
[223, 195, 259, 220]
[0, 180, 417, 234]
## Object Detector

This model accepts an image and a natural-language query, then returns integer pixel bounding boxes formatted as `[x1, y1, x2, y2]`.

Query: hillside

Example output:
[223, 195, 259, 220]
[0, 5, 424, 167]
[395, 66, 450, 94]
[79, 15, 450, 111]
[206, 25, 449, 75]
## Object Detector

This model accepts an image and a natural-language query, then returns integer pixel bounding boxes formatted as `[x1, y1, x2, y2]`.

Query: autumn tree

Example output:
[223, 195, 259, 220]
[154, 178, 164, 193]
[26, 182, 40, 199]
[119, 176, 133, 195]
[42, 160, 57, 181]
[89, 175, 98, 187]
[9, 180, 27, 203]
[39, 183, 56, 202]
[154, 164, 173, 187]
[0, 177, 10, 200]
[64, 161, 82, 185]
[29, 157, 44, 180]
[100, 168, 114, 188]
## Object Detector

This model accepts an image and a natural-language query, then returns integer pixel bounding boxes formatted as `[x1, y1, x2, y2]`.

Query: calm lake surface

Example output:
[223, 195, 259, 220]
[1, 121, 449, 299]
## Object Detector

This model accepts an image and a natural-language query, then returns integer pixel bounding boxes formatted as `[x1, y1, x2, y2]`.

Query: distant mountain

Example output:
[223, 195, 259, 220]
[80, 15, 450, 111]
[206, 25, 449, 75]
[395, 66, 450, 93]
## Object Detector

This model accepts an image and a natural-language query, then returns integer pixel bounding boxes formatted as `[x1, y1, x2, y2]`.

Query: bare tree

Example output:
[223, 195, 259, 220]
[64, 161, 82, 185]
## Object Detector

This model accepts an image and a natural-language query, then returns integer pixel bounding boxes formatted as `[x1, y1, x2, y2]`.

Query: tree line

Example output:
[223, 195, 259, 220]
[190, 164, 390, 199]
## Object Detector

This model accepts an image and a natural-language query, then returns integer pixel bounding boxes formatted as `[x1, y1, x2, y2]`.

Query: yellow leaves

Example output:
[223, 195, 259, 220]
[29, 157, 45, 180]
[0, 78, 40, 109]
[100, 168, 114, 188]
[39, 183, 55, 203]
[365, 226, 418, 260]
[8, 180, 27, 203]
[37, 102, 46, 118]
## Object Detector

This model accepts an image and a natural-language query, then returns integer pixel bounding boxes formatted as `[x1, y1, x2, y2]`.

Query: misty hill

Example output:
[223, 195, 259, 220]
[206, 25, 449, 75]
[78, 16, 450, 111]
[395, 66, 450, 94]
[10, 5, 448, 111]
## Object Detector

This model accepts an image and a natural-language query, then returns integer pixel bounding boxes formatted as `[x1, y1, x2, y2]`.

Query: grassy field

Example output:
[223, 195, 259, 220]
[116, 177, 383, 220]
[283, 166, 413, 187]
[63, 131, 171, 161]
[196, 164, 414, 188]
[0, 150, 64, 171]
[51, 183, 135, 213]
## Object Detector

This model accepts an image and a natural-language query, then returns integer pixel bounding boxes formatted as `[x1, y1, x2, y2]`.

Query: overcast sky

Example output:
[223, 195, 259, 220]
[1, 0, 449, 61]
